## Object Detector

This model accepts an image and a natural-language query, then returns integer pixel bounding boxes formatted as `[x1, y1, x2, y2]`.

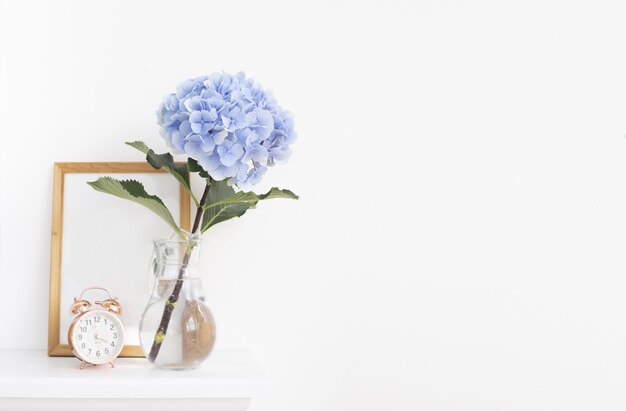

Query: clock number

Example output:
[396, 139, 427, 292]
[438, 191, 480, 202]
[105, 348, 109, 354]
[113, 332, 118, 339]
[94, 316, 101, 323]
[80, 326, 87, 332]
[104, 318, 107, 325]
[110, 342, 115, 347]
[85, 319, 92, 326]
[96, 351, 101, 358]
[77, 334, 82, 340]
[87, 349, 92, 355]
[80, 343, 85, 349]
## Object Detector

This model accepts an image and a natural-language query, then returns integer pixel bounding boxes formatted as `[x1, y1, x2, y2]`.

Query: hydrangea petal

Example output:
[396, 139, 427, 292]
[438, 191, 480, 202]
[211, 128, 229, 145]
[244, 145, 268, 164]
[217, 142, 244, 167]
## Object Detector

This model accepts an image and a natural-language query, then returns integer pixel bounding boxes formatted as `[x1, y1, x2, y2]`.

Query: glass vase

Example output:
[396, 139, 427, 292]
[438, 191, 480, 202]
[139, 235, 216, 369]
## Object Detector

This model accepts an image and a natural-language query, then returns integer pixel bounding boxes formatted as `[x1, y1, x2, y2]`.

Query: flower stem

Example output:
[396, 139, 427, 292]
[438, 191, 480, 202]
[147, 181, 211, 363]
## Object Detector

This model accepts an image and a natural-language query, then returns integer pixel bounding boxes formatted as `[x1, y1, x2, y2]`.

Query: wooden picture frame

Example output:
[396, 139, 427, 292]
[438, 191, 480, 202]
[48, 162, 191, 357]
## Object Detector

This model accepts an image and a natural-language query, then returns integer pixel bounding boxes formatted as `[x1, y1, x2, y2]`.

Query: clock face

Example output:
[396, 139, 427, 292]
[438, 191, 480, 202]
[70, 310, 125, 364]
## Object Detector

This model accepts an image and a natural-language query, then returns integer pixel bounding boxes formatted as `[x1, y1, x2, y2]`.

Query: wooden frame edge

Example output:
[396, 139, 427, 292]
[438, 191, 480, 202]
[49, 344, 144, 358]
[48, 164, 64, 355]
[48, 162, 191, 357]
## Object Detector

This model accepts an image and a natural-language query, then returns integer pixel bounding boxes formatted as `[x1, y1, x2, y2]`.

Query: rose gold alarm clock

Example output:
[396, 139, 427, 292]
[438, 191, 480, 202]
[67, 287, 125, 369]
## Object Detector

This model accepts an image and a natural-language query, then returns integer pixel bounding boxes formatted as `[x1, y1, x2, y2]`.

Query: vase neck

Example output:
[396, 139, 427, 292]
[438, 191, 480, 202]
[152, 237, 202, 280]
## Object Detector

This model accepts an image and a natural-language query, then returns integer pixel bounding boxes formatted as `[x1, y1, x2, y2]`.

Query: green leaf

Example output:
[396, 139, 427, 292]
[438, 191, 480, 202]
[204, 187, 298, 209]
[87, 177, 183, 237]
[200, 180, 249, 233]
[259, 187, 299, 201]
[204, 191, 261, 208]
[125, 141, 198, 206]
[125, 140, 150, 154]
[200, 182, 299, 233]
[187, 158, 210, 179]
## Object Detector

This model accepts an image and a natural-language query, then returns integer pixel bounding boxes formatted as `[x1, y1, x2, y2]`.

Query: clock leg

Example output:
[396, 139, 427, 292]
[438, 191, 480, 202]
[80, 361, 86, 370]
[109, 361, 115, 368]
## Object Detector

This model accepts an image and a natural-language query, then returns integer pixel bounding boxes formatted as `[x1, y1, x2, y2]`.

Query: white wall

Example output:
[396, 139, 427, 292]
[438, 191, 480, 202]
[2, 0, 626, 409]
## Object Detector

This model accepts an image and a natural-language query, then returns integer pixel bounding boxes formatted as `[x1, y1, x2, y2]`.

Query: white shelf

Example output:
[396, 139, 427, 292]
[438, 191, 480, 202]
[0, 350, 272, 411]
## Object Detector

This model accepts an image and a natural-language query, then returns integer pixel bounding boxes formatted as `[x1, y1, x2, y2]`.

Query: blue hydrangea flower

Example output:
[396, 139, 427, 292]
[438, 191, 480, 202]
[156, 72, 296, 189]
